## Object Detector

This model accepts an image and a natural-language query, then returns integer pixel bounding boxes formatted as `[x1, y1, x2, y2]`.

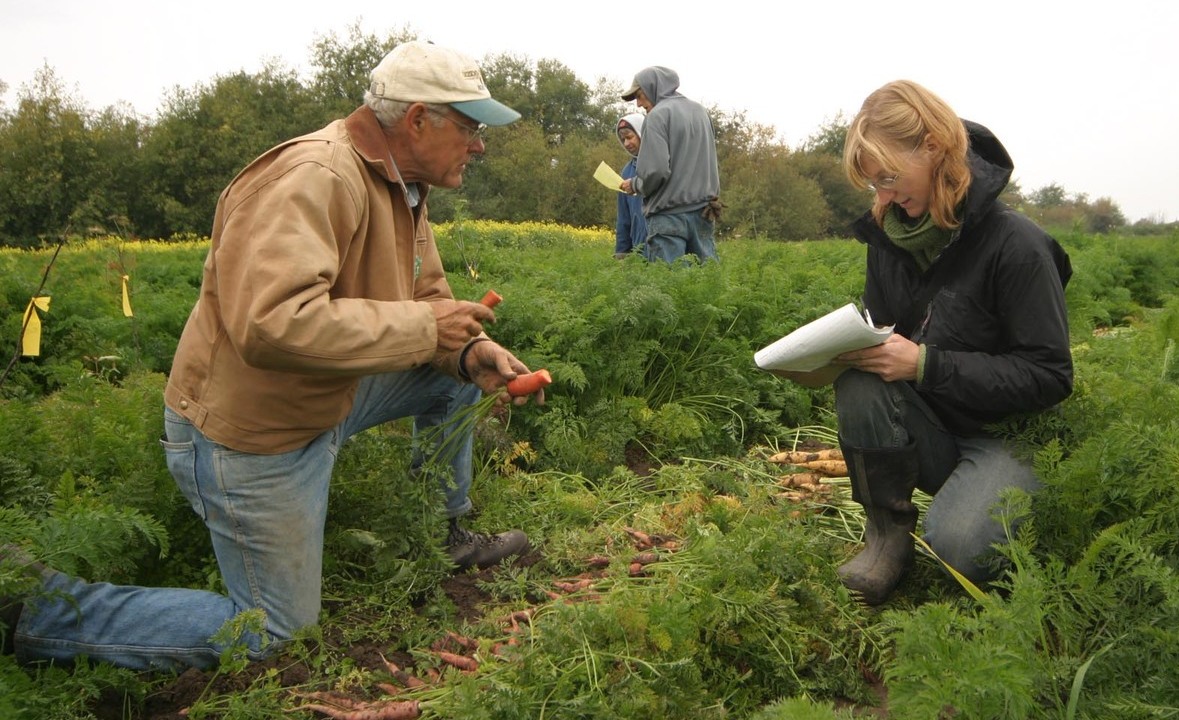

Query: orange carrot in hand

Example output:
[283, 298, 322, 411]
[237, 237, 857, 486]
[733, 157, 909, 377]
[480, 290, 503, 308]
[506, 368, 551, 396]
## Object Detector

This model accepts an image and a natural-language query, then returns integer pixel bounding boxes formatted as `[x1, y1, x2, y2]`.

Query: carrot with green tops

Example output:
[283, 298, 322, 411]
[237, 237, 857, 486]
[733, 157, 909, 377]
[506, 368, 551, 396]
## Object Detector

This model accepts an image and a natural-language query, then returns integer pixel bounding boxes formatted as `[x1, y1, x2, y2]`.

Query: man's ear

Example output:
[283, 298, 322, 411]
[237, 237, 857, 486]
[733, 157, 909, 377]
[405, 103, 431, 134]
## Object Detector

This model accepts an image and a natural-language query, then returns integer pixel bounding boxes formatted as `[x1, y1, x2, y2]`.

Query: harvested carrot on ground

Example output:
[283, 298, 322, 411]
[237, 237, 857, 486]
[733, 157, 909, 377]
[768, 448, 843, 464]
[623, 527, 657, 549]
[553, 578, 596, 593]
[293, 698, 422, 719]
[436, 651, 479, 672]
[794, 459, 848, 476]
[479, 289, 503, 308]
[778, 472, 824, 488]
[294, 691, 369, 710]
[379, 653, 426, 688]
[506, 368, 551, 396]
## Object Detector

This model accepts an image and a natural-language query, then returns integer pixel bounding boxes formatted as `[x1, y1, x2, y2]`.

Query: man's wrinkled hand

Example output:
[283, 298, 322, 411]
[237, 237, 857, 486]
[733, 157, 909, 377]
[463, 340, 545, 407]
[432, 300, 494, 352]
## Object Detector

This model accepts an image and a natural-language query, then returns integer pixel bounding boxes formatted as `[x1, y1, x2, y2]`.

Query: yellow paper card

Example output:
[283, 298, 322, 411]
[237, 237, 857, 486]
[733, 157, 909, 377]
[593, 161, 624, 192]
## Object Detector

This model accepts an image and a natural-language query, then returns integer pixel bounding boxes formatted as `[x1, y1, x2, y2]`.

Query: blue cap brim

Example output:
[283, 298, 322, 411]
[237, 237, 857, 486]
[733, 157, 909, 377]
[450, 97, 521, 127]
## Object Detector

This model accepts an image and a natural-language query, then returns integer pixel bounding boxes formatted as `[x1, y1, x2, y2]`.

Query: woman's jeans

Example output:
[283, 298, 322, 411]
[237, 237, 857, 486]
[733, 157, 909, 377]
[15, 367, 480, 671]
[834, 370, 1039, 582]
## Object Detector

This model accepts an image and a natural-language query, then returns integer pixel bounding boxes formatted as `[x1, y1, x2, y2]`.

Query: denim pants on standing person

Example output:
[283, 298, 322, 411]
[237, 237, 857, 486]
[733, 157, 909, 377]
[833, 369, 1040, 583]
[14, 366, 479, 672]
[643, 208, 718, 264]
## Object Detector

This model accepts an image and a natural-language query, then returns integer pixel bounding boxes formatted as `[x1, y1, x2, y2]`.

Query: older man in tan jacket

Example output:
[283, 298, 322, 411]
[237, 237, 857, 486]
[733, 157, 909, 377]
[6, 41, 539, 672]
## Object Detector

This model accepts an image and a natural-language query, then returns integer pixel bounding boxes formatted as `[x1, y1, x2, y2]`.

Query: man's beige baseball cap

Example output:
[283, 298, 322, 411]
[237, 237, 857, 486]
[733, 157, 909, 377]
[369, 40, 521, 126]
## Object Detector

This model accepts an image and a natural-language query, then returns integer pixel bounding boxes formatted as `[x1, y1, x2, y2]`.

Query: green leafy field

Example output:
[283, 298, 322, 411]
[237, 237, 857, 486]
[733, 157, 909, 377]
[2, 225, 1178, 719]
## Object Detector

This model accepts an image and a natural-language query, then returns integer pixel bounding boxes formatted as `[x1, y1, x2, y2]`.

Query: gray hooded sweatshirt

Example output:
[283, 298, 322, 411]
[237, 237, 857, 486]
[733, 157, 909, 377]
[628, 66, 720, 216]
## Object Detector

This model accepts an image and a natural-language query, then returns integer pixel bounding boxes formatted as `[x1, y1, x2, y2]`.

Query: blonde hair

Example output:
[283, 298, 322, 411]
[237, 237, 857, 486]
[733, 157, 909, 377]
[843, 80, 971, 229]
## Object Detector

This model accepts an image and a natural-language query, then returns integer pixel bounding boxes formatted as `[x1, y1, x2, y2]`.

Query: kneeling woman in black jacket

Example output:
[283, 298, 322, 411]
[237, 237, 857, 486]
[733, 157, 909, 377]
[775, 79, 1073, 605]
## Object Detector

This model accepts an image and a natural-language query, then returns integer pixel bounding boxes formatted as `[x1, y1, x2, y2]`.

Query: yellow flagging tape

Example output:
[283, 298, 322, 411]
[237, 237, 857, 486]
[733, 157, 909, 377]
[121, 275, 134, 317]
[913, 533, 989, 603]
[21, 296, 52, 356]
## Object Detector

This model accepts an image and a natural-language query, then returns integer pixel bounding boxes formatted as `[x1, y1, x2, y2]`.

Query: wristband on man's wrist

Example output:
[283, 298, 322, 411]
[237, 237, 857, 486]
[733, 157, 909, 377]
[457, 337, 491, 382]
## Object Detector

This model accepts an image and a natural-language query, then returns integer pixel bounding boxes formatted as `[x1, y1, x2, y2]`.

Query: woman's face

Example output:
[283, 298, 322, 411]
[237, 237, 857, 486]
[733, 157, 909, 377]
[618, 127, 641, 155]
[862, 143, 934, 218]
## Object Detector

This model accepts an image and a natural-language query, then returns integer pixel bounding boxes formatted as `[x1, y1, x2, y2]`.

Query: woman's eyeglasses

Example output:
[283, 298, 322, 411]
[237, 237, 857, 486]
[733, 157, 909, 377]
[866, 139, 924, 192]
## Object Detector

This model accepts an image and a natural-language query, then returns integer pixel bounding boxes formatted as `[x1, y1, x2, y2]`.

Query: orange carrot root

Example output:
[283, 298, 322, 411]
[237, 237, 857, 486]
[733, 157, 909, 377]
[506, 368, 552, 396]
[624, 527, 653, 549]
[631, 551, 660, 566]
[295, 691, 369, 710]
[479, 289, 503, 308]
[379, 653, 425, 688]
[446, 630, 479, 651]
[586, 554, 611, 568]
[436, 650, 479, 672]
[553, 578, 595, 593]
[293, 699, 420, 719]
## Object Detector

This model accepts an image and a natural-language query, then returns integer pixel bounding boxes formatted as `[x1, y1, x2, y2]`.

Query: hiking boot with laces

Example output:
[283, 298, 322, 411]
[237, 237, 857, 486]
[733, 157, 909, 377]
[445, 520, 528, 571]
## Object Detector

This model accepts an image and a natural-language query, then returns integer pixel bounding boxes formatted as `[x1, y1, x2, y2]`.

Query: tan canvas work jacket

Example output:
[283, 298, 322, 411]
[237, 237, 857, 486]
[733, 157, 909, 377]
[165, 106, 469, 454]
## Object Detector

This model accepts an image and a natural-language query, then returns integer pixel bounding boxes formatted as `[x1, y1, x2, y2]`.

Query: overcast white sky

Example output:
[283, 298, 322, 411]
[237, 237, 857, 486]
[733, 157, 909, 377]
[2, 0, 1175, 222]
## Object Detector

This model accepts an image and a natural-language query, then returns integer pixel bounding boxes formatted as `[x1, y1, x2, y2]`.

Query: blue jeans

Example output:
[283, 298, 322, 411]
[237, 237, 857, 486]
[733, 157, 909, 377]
[833, 370, 1039, 582]
[15, 367, 480, 671]
[643, 208, 718, 264]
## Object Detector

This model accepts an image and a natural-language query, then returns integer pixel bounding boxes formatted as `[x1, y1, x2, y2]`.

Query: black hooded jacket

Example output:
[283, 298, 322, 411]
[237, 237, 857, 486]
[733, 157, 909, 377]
[852, 120, 1073, 437]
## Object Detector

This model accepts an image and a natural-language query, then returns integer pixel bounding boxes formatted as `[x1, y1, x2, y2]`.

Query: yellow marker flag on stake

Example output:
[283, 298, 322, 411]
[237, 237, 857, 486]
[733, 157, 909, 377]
[121, 275, 134, 317]
[21, 296, 51, 357]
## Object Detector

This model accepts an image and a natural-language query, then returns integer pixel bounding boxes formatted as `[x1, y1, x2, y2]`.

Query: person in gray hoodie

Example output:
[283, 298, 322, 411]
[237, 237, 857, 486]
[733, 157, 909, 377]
[619, 66, 720, 264]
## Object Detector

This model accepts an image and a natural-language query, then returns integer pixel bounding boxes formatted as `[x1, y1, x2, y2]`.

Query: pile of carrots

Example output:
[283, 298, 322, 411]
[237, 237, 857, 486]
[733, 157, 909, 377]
[286, 522, 679, 719]
[768, 448, 847, 510]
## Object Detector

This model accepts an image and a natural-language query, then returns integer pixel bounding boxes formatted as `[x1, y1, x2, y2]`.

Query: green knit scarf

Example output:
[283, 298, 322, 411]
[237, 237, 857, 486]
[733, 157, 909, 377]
[882, 207, 951, 271]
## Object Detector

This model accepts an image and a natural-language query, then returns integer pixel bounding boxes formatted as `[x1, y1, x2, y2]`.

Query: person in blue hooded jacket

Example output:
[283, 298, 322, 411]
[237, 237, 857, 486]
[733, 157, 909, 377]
[774, 80, 1073, 605]
[619, 66, 720, 264]
[614, 113, 647, 258]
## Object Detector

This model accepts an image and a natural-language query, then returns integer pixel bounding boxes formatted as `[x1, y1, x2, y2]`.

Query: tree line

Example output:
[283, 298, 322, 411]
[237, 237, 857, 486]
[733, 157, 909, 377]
[0, 25, 1144, 249]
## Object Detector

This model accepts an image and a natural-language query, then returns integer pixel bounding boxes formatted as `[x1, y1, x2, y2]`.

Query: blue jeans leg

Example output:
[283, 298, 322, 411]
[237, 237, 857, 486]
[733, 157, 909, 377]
[922, 437, 1040, 583]
[16, 571, 240, 671]
[834, 369, 1038, 582]
[343, 367, 480, 518]
[15, 367, 480, 671]
[645, 210, 718, 264]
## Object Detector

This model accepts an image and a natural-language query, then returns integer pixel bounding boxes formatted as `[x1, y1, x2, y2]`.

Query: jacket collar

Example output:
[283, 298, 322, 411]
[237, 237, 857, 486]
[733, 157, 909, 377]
[345, 105, 400, 184]
[344, 105, 431, 209]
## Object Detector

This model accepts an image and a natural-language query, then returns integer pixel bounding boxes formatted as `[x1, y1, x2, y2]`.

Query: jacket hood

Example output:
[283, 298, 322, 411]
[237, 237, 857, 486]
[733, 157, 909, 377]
[617, 112, 645, 156]
[960, 119, 1013, 227]
[632, 66, 682, 105]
